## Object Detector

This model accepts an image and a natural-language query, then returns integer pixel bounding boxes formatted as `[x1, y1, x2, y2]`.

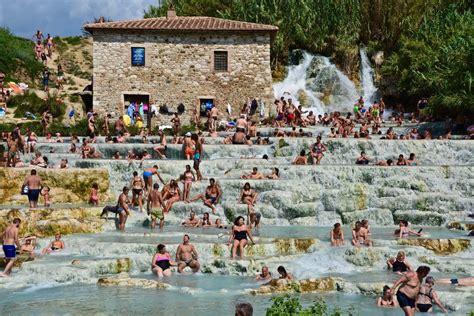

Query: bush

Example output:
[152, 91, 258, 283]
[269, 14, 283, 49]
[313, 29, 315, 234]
[9, 92, 66, 121]
[266, 295, 355, 316]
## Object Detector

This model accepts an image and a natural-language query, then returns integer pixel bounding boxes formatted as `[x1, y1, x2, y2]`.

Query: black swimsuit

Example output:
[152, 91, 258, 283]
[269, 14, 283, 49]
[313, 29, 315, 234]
[156, 259, 170, 271]
[417, 288, 433, 312]
[234, 230, 247, 241]
[392, 260, 408, 272]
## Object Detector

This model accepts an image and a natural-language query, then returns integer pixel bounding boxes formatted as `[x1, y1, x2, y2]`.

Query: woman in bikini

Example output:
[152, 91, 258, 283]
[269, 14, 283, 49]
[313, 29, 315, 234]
[398, 220, 422, 238]
[266, 167, 279, 179]
[239, 182, 258, 215]
[163, 180, 181, 213]
[330, 223, 344, 246]
[41, 234, 65, 255]
[89, 183, 99, 205]
[377, 285, 397, 307]
[130, 171, 145, 212]
[416, 277, 447, 313]
[151, 244, 176, 278]
[26, 129, 38, 154]
[182, 165, 195, 201]
[229, 216, 255, 259]
[310, 136, 327, 165]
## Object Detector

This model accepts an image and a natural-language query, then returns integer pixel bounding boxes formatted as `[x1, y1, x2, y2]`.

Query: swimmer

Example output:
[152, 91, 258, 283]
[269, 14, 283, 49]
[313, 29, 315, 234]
[182, 211, 200, 227]
[392, 265, 431, 316]
[330, 223, 344, 246]
[186, 178, 221, 214]
[406, 153, 419, 166]
[386, 251, 413, 274]
[376, 159, 393, 166]
[175, 234, 200, 273]
[437, 277, 474, 286]
[277, 266, 294, 281]
[398, 220, 423, 238]
[352, 221, 372, 247]
[416, 276, 447, 313]
[266, 167, 279, 180]
[230, 216, 255, 259]
[256, 266, 272, 281]
[377, 285, 397, 307]
[41, 233, 65, 255]
[151, 244, 176, 278]
[198, 212, 213, 227]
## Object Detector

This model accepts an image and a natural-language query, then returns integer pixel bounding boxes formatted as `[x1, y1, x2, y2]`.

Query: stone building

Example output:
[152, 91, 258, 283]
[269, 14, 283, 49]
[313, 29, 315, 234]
[84, 8, 277, 125]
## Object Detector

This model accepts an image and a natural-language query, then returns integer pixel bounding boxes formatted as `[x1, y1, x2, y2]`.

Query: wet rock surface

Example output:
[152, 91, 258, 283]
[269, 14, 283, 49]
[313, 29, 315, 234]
[97, 272, 168, 289]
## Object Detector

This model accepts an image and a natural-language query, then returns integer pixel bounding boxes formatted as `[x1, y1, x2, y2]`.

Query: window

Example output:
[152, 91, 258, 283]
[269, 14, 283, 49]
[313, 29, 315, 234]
[214, 51, 228, 72]
[131, 47, 145, 66]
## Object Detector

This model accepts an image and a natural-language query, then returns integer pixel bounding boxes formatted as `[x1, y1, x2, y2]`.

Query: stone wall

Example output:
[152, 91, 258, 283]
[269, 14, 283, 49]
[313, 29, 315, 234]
[92, 30, 274, 125]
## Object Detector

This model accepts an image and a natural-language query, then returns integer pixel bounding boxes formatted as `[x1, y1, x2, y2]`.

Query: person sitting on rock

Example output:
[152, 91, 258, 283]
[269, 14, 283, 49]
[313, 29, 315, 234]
[293, 150, 308, 165]
[256, 266, 272, 281]
[181, 211, 199, 228]
[151, 244, 176, 278]
[355, 151, 370, 165]
[240, 182, 258, 215]
[230, 216, 255, 259]
[330, 223, 344, 246]
[19, 236, 37, 257]
[387, 251, 413, 274]
[241, 167, 264, 180]
[175, 234, 200, 273]
[351, 221, 372, 247]
[41, 234, 65, 255]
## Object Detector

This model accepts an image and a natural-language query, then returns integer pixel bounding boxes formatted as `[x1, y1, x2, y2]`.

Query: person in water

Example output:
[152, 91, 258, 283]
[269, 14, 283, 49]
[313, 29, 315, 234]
[182, 211, 200, 227]
[235, 302, 253, 316]
[377, 285, 397, 307]
[293, 149, 308, 165]
[352, 221, 372, 247]
[436, 277, 474, 286]
[19, 236, 37, 257]
[386, 251, 413, 274]
[255, 266, 272, 281]
[151, 244, 177, 278]
[198, 212, 213, 227]
[163, 179, 181, 213]
[175, 234, 200, 273]
[230, 216, 255, 259]
[392, 265, 431, 316]
[277, 266, 294, 281]
[397, 220, 423, 238]
[130, 171, 145, 212]
[330, 223, 344, 246]
[41, 233, 65, 255]
[1, 218, 22, 277]
[416, 276, 448, 313]
[406, 153, 419, 166]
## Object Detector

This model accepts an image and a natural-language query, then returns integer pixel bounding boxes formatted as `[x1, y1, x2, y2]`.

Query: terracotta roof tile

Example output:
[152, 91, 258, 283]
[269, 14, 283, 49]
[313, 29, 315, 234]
[84, 16, 278, 33]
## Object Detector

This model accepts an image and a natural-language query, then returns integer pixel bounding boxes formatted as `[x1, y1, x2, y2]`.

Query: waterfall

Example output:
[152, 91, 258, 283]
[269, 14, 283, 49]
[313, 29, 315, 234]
[359, 47, 379, 106]
[273, 49, 382, 115]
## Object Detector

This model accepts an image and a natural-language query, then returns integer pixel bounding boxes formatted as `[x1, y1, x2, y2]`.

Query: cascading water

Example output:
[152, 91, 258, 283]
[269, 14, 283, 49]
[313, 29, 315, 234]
[359, 47, 379, 106]
[273, 49, 380, 114]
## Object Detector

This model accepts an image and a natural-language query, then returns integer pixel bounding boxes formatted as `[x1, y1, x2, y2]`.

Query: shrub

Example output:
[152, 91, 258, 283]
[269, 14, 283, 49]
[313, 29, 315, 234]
[9, 92, 66, 121]
[266, 295, 355, 316]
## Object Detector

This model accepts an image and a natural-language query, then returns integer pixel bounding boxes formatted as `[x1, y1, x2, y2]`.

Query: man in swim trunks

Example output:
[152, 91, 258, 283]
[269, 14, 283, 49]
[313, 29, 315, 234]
[1, 218, 21, 277]
[147, 183, 166, 230]
[186, 178, 222, 214]
[175, 234, 200, 273]
[23, 169, 43, 208]
[183, 132, 194, 160]
[392, 265, 430, 316]
[182, 211, 200, 227]
[143, 165, 165, 193]
[117, 187, 130, 231]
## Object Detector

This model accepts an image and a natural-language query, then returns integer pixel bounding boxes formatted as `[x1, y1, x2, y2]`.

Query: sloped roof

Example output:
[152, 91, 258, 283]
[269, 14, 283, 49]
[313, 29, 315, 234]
[84, 16, 278, 33]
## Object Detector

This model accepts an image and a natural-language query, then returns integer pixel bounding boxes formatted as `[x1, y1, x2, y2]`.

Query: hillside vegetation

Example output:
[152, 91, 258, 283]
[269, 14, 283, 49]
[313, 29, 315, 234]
[145, 0, 473, 119]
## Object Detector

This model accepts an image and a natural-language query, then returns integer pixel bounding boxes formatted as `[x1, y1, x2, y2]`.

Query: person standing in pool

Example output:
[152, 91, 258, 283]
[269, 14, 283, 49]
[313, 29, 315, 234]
[175, 234, 200, 273]
[23, 169, 43, 208]
[130, 171, 145, 212]
[151, 244, 176, 278]
[143, 165, 165, 194]
[230, 216, 255, 259]
[391, 265, 431, 316]
[0, 218, 21, 277]
[117, 187, 130, 231]
[186, 178, 222, 214]
[416, 276, 448, 313]
[191, 133, 203, 182]
[148, 183, 166, 230]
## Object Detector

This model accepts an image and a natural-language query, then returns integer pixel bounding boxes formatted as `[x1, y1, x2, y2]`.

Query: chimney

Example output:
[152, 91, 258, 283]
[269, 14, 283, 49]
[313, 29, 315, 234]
[167, 3, 176, 19]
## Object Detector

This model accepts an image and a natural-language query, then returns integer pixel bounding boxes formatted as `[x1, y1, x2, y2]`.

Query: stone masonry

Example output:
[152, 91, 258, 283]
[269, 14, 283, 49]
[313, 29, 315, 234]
[91, 31, 274, 125]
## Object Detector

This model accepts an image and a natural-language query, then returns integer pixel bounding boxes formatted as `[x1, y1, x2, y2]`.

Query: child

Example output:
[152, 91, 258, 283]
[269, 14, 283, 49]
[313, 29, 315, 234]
[89, 183, 99, 205]
[41, 186, 51, 207]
